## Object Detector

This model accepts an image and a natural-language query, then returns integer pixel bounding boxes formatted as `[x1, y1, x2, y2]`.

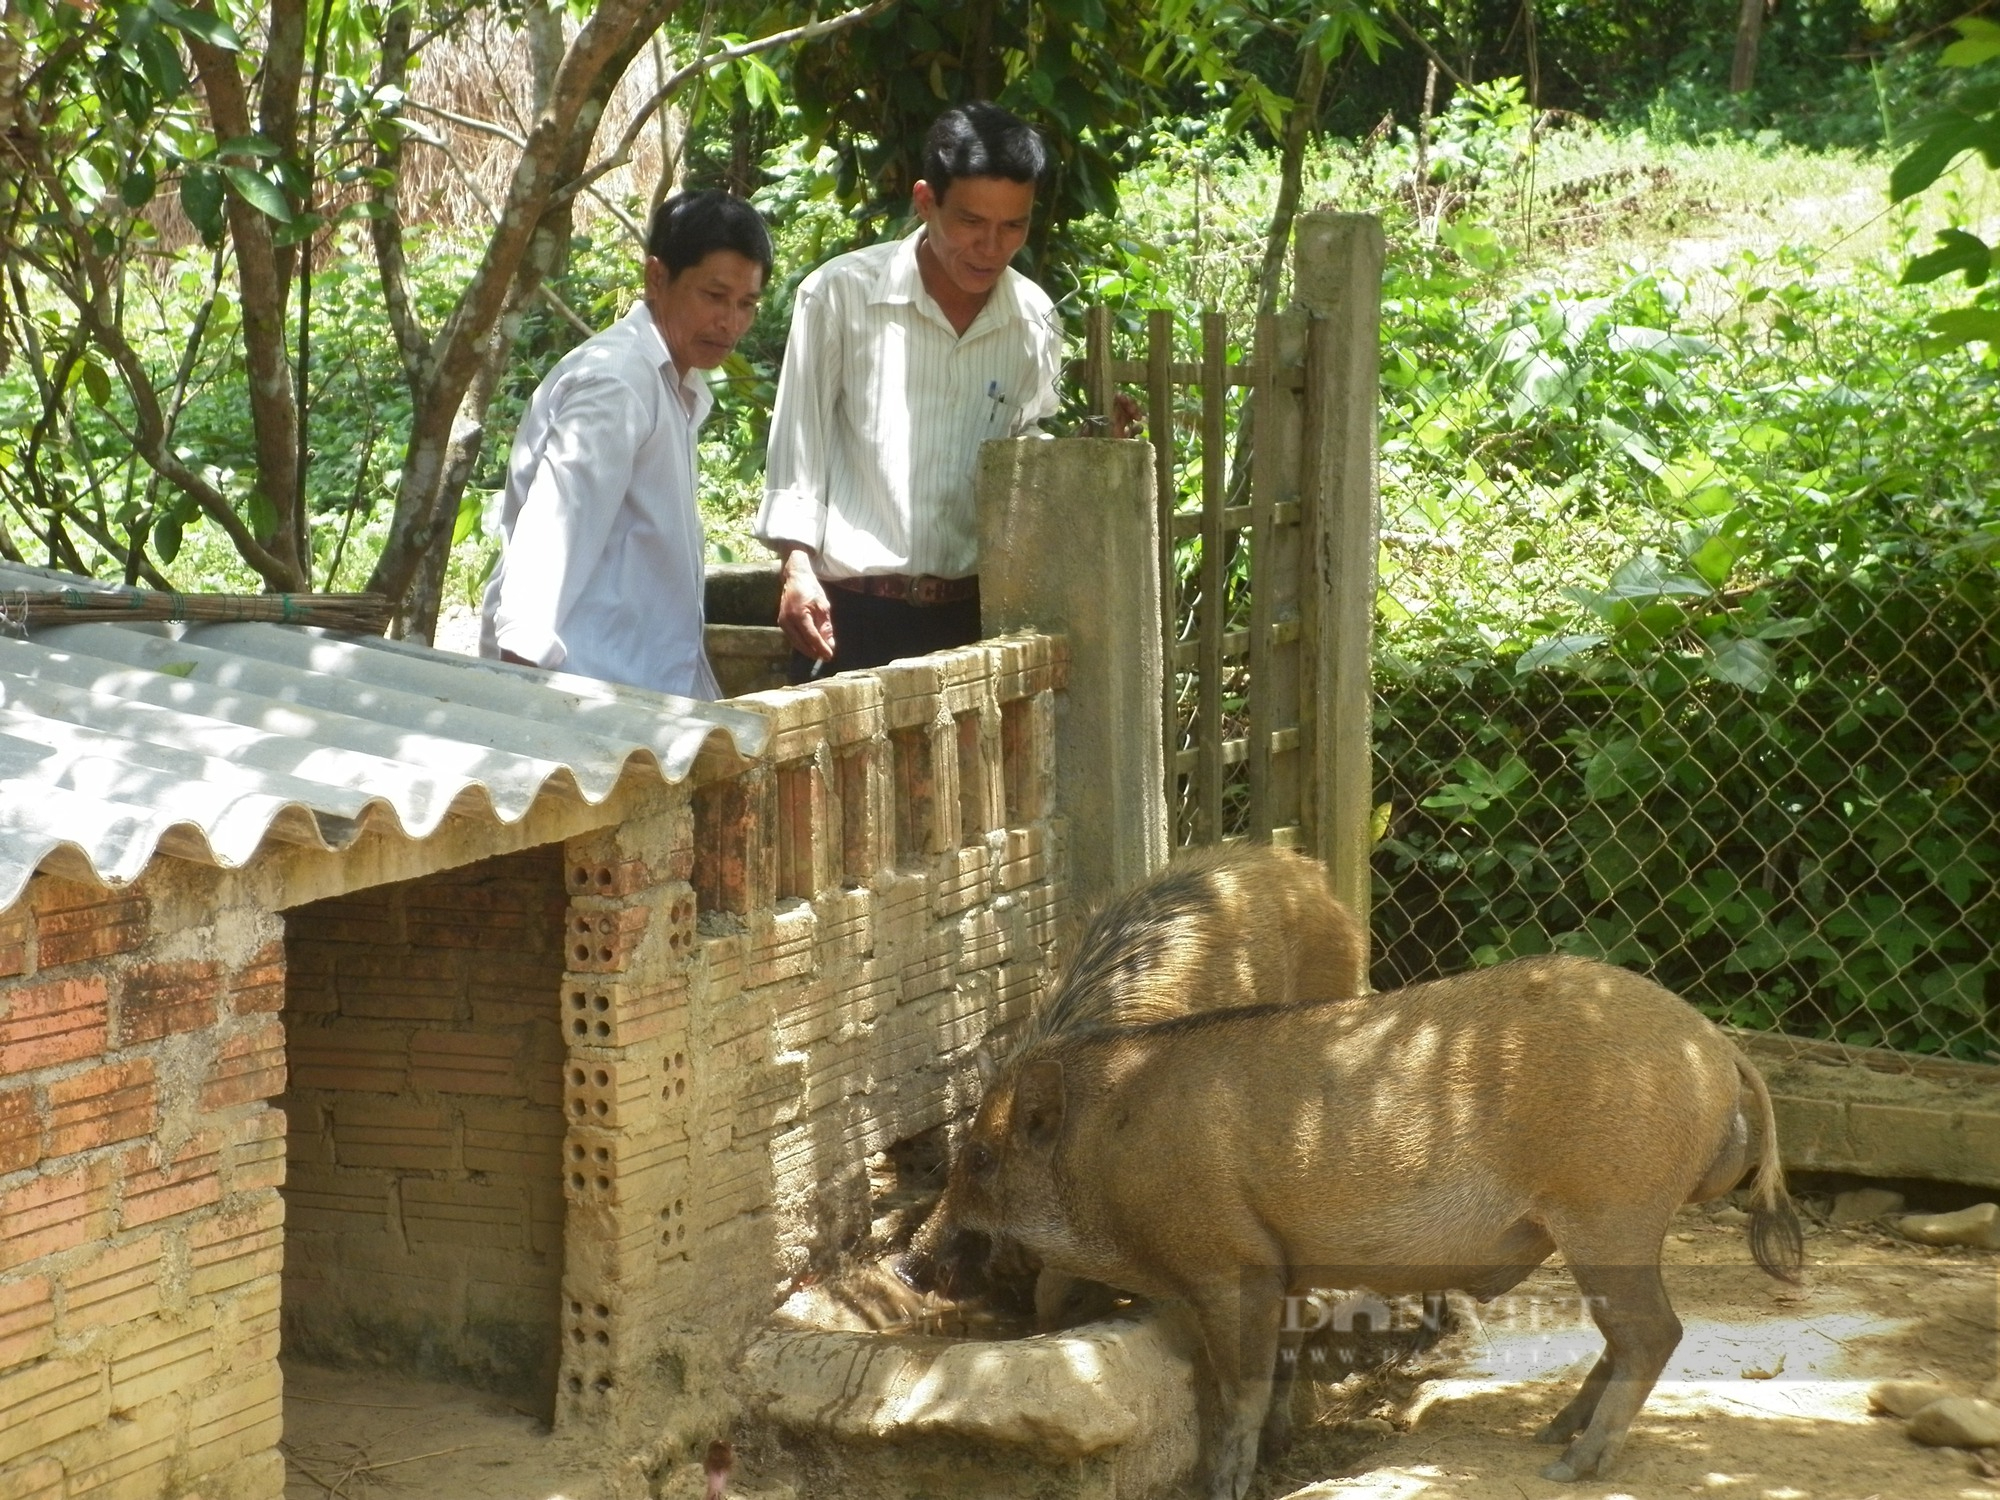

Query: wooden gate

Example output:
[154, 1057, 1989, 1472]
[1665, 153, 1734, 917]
[1067, 213, 1384, 949]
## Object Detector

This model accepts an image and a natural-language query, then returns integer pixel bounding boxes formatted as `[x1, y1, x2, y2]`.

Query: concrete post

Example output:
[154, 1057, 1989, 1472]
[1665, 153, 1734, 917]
[1291, 213, 1383, 979]
[977, 438, 1167, 909]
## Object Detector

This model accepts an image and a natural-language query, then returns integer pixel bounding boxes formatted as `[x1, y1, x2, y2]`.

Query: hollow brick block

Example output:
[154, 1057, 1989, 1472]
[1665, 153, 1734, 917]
[46, 1056, 157, 1158]
[0, 973, 108, 1074]
[284, 1024, 408, 1094]
[408, 1027, 522, 1096]
[693, 771, 778, 917]
[118, 958, 222, 1045]
[560, 976, 681, 1051]
[0, 907, 29, 979]
[120, 1130, 224, 1228]
[32, 879, 147, 968]
[0, 1273, 53, 1367]
[202, 1019, 286, 1110]
[0, 1355, 105, 1468]
[836, 742, 893, 886]
[228, 940, 285, 1016]
[0, 1155, 116, 1270]
[0, 1086, 39, 1173]
[61, 1231, 164, 1335]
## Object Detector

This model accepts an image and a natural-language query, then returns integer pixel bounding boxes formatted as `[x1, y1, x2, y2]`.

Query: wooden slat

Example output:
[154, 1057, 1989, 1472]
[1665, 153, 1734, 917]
[1084, 307, 1114, 432]
[1245, 313, 1280, 842]
[1197, 310, 1228, 845]
[1174, 727, 1303, 775]
[1298, 314, 1330, 861]
[1170, 500, 1299, 540]
[1171, 617, 1300, 672]
[1065, 357, 1305, 391]
[1149, 308, 1177, 830]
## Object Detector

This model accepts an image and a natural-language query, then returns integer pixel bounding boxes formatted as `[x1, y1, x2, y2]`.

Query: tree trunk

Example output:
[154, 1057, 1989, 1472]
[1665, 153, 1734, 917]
[1730, 0, 1764, 94]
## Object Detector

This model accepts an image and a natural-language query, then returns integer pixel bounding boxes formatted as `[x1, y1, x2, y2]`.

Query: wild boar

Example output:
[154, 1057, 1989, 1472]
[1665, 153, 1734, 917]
[905, 843, 1365, 1325]
[923, 954, 1803, 1498]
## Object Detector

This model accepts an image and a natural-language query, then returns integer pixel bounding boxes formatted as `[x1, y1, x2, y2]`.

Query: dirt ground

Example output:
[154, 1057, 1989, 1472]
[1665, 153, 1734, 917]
[278, 1196, 2000, 1500]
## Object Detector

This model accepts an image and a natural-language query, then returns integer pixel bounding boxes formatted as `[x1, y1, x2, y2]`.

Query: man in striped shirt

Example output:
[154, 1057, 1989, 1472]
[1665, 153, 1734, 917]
[755, 102, 1064, 679]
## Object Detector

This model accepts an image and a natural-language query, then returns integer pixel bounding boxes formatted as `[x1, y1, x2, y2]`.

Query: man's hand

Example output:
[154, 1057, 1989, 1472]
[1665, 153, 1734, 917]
[777, 547, 835, 662]
[1110, 391, 1142, 441]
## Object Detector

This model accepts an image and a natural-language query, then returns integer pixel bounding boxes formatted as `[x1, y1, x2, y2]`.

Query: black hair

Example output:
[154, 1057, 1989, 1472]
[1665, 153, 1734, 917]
[645, 190, 773, 281]
[920, 102, 1050, 201]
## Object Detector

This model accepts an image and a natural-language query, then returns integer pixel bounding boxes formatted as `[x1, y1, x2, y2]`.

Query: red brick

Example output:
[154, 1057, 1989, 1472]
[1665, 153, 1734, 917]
[0, 1274, 52, 1366]
[0, 1087, 38, 1173]
[46, 1057, 156, 1157]
[188, 1198, 284, 1297]
[115, 958, 221, 1046]
[223, 1105, 287, 1194]
[202, 1020, 285, 1110]
[0, 1157, 116, 1270]
[120, 1133, 223, 1227]
[0, 974, 109, 1075]
[332, 949, 463, 1021]
[0, 909, 29, 980]
[408, 1028, 521, 1095]
[228, 941, 285, 1015]
[565, 854, 656, 900]
[62, 1232, 164, 1332]
[33, 880, 148, 967]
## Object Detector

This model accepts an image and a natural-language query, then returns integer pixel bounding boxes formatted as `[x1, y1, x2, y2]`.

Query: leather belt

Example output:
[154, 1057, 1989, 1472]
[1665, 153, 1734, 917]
[826, 573, 978, 606]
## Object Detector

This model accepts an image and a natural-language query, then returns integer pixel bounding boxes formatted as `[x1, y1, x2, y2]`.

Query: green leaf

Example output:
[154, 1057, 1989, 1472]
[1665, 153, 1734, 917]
[1706, 636, 1775, 692]
[154, 513, 184, 564]
[1942, 17, 2000, 67]
[156, 660, 199, 678]
[121, 161, 157, 209]
[1516, 633, 1606, 674]
[223, 165, 292, 221]
[148, 0, 242, 51]
[1926, 307, 2000, 346]
[79, 361, 112, 408]
[1903, 228, 1993, 287]
[180, 166, 225, 243]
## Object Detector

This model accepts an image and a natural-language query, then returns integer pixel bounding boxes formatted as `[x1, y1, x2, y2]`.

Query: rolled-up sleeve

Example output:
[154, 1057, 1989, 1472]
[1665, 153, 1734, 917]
[755, 279, 842, 555]
[490, 369, 646, 668]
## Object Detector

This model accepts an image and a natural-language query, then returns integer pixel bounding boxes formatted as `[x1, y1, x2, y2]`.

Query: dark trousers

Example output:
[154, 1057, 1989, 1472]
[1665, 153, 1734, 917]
[786, 583, 982, 684]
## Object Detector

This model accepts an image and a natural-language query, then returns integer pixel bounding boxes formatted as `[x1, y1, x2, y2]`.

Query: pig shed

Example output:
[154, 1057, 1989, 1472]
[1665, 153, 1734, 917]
[0, 527, 1122, 1499]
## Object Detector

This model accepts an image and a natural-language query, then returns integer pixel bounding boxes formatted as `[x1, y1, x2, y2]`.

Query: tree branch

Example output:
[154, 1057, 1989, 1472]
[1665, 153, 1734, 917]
[1379, 0, 1471, 90]
[573, 0, 896, 198]
[369, 0, 430, 391]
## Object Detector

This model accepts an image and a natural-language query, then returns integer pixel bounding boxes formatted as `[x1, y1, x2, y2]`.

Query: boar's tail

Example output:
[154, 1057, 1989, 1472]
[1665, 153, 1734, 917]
[1736, 1053, 1804, 1284]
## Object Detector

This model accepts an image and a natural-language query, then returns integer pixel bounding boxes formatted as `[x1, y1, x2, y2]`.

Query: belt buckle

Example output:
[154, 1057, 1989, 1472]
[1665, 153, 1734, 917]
[909, 576, 942, 606]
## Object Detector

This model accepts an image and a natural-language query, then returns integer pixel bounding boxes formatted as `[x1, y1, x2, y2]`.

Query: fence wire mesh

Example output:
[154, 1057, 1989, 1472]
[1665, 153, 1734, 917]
[1370, 250, 2000, 1064]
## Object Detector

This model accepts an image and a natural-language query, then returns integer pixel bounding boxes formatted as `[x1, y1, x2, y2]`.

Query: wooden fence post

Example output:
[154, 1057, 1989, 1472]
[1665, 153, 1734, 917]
[1293, 213, 1384, 979]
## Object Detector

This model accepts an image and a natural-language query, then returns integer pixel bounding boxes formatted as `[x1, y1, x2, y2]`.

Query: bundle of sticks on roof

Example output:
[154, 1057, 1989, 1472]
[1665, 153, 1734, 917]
[0, 589, 393, 634]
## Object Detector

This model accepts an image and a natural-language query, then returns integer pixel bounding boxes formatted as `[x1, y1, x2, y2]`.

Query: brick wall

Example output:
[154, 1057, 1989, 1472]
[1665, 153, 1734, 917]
[552, 633, 1069, 1443]
[0, 876, 286, 1500]
[278, 847, 570, 1408]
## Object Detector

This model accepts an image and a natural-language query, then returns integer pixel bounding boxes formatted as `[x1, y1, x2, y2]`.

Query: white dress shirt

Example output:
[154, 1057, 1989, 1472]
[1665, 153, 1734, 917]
[754, 230, 1062, 580]
[480, 302, 721, 699]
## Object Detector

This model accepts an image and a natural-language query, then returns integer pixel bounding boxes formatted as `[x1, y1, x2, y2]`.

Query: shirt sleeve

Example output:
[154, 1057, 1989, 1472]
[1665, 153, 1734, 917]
[1010, 303, 1065, 436]
[754, 277, 842, 556]
[490, 368, 647, 668]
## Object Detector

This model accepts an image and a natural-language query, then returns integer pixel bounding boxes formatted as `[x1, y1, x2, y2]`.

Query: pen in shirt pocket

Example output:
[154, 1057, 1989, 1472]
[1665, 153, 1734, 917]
[986, 380, 1007, 426]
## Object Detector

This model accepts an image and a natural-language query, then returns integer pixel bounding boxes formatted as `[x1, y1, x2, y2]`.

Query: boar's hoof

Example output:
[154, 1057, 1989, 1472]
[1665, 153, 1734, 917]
[1540, 1458, 1584, 1482]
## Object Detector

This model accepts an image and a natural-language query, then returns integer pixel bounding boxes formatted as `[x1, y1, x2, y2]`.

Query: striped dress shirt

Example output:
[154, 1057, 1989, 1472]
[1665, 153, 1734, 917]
[479, 302, 721, 699]
[755, 231, 1063, 580]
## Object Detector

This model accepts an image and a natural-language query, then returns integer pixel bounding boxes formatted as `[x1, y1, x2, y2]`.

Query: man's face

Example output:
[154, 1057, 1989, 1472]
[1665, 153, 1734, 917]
[912, 175, 1036, 300]
[646, 249, 766, 373]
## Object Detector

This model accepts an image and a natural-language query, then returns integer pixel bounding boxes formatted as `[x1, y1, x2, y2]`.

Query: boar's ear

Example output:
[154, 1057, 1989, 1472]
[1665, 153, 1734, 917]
[1012, 1058, 1066, 1155]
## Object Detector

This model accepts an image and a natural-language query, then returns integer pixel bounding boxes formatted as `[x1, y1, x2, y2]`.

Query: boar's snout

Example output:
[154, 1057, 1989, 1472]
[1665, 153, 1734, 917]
[896, 1227, 992, 1297]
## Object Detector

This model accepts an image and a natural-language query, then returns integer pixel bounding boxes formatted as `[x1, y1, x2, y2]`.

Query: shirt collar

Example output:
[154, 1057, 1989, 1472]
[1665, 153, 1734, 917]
[626, 301, 714, 423]
[871, 227, 1024, 340]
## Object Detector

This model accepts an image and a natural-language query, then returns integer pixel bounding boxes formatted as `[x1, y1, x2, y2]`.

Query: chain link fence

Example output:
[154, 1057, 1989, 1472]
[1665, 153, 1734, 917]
[1369, 244, 2000, 1063]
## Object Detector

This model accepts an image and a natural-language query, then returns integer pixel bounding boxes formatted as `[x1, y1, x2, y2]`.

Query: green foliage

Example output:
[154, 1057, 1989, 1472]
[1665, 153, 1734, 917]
[1890, 17, 2000, 348]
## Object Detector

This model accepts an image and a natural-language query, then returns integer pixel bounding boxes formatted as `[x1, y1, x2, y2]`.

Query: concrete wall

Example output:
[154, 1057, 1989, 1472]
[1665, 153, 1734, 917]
[279, 849, 571, 1407]
[0, 629, 1071, 1499]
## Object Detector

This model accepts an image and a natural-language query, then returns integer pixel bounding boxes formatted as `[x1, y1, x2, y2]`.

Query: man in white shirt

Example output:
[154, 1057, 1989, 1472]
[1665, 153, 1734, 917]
[754, 103, 1063, 679]
[480, 190, 770, 698]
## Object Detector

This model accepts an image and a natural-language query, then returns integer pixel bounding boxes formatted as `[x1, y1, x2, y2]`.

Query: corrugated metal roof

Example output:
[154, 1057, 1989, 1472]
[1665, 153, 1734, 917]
[0, 562, 769, 912]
